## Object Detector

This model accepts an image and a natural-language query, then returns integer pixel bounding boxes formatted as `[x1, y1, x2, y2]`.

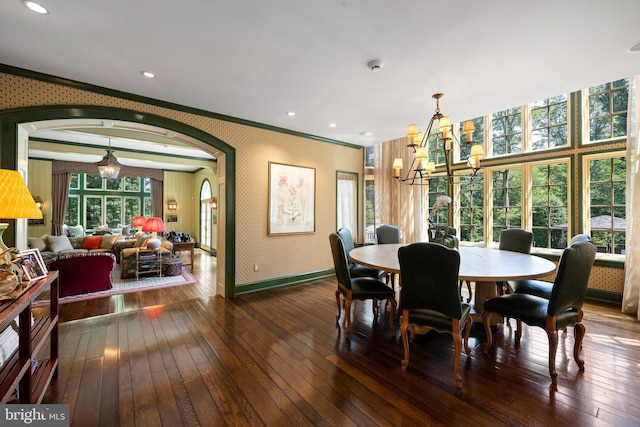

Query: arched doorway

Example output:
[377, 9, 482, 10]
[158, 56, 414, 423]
[199, 179, 216, 254]
[0, 106, 236, 298]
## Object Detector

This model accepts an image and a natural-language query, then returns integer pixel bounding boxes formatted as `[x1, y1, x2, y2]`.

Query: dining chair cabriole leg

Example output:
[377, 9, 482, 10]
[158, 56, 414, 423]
[387, 299, 397, 333]
[573, 322, 586, 370]
[546, 328, 559, 389]
[335, 290, 341, 324]
[400, 311, 410, 371]
[515, 319, 523, 345]
[344, 290, 353, 334]
[481, 311, 493, 352]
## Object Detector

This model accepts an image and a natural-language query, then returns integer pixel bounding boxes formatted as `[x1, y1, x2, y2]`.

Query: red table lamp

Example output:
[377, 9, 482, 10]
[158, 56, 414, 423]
[142, 217, 166, 249]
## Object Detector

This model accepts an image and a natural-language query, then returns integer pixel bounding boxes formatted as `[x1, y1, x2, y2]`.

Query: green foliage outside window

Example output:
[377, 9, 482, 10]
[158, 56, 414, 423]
[459, 174, 484, 242]
[531, 163, 568, 249]
[492, 168, 522, 241]
[492, 107, 522, 156]
[589, 79, 629, 141]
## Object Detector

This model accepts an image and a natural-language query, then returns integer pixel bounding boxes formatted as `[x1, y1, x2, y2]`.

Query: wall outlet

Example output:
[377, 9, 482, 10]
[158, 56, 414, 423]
[254, 264, 258, 272]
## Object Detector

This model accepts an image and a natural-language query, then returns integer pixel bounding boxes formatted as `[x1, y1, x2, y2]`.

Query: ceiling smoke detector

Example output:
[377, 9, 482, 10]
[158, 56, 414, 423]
[367, 59, 384, 72]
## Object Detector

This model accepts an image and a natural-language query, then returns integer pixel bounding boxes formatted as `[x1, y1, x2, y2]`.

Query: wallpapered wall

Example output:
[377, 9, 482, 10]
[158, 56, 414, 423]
[1, 72, 363, 288]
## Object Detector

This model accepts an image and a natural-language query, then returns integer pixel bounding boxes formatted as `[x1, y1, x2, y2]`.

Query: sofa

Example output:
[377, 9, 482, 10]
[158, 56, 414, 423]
[27, 234, 133, 267]
[49, 252, 116, 297]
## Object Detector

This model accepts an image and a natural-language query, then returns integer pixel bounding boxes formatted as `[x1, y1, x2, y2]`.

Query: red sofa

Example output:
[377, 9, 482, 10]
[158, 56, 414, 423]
[49, 252, 116, 297]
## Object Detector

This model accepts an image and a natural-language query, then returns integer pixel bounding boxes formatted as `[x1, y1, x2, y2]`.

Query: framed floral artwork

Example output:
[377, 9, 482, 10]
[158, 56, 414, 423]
[268, 162, 315, 235]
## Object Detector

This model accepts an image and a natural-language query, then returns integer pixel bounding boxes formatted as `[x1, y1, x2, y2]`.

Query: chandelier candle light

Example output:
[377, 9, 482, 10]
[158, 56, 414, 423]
[393, 93, 484, 185]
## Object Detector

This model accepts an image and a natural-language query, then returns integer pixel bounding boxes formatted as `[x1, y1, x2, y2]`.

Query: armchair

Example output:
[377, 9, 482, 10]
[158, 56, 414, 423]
[482, 239, 597, 388]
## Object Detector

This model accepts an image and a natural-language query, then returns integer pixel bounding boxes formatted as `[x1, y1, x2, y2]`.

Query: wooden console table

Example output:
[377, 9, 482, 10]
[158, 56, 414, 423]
[0, 271, 59, 403]
[172, 241, 195, 269]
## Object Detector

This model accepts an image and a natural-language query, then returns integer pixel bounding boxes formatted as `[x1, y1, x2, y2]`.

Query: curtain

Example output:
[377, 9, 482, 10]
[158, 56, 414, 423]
[150, 178, 164, 218]
[50, 172, 71, 236]
[622, 75, 640, 319]
[373, 137, 427, 243]
[337, 173, 358, 239]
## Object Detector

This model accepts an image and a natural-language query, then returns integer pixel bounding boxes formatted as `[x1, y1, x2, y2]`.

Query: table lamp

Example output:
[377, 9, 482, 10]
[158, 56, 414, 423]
[142, 217, 166, 249]
[131, 215, 147, 237]
[0, 169, 43, 250]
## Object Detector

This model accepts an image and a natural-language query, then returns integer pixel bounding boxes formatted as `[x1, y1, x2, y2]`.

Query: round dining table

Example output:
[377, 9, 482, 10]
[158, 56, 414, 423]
[349, 244, 557, 320]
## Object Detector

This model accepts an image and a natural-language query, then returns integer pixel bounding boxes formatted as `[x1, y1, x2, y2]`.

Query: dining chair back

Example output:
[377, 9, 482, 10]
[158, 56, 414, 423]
[510, 234, 592, 299]
[337, 227, 386, 281]
[499, 228, 533, 254]
[375, 225, 400, 288]
[482, 239, 597, 388]
[329, 233, 396, 335]
[398, 242, 472, 388]
[376, 225, 400, 244]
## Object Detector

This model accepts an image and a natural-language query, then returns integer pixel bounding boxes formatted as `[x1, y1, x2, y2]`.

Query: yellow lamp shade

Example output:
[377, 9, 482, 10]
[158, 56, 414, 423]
[438, 115, 451, 136]
[426, 161, 436, 173]
[415, 146, 428, 159]
[392, 158, 404, 169]
[407, 124, 419, 143]
[470, 144, 485, 158]
[0, 169, 42, 219]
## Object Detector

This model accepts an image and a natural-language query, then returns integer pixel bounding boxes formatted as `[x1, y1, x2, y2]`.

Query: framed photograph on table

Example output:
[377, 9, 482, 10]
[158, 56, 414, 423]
[268, 162, 315, 235]
[18, 248, 48, 282]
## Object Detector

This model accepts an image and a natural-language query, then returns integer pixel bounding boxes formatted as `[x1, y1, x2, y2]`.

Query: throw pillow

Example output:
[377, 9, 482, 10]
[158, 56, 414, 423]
[99, 234, 121, 249]
[27, 237, 48, 252]
[118, 224, 131, 236]
[82, 236, 102, 250]
[67, 225, 85, 237]
[46, 235, 74, 253]
[135, 233, 150, 247]
[94, 224, 109, 232]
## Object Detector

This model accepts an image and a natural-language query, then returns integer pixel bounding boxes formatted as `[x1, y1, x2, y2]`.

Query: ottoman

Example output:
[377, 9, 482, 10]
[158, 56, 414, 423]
[163, 256, 183, 276]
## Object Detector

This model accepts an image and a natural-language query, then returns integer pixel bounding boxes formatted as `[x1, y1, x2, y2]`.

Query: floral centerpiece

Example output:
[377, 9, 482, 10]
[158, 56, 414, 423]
[428, 195, 458, 248]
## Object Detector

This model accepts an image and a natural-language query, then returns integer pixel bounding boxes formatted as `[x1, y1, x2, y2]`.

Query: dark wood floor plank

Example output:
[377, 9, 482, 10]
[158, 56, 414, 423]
[39, 251, 640, 426]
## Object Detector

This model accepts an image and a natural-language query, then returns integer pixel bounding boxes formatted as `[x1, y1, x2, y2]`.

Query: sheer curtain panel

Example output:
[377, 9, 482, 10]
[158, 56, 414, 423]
[337, 172, 358, 239]
[622, 74, 640, 319]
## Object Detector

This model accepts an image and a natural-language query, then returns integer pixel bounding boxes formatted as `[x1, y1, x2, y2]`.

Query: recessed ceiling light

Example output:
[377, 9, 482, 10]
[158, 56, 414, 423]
[329, 123, 337, 128]
[141, 71, 156, 79]
[627, 40, 640, 53]
[23, 1, 48, 14]
[359, 131, 373, 136]
[287, 111, 295, 117]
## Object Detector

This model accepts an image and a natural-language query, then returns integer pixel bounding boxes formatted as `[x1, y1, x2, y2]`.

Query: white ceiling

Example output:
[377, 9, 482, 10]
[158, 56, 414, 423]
[1, 0, 640, 149]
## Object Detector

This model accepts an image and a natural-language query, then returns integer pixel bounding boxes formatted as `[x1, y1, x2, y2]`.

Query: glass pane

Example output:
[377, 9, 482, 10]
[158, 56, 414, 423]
[106, 178, 122, 191]
[590, 182, 611, 205]
[613, 113, 627, 138]
[105, 196, 122, 228]
[613, 181, 626, 205]
[64, 196, 80, 226]
[70, 174, 80, 189]
[124, 176, 141, 192]
[85, 174, 103, 190]
[532, 207, 547, 226]
[590, 159, 611, 181]
[550, 185, 567, 206]
[85, 197, 103, 228]
[507, 208, 521, 227]
[589, 92, 610, 117]
[144, 197, 152, 216]
[144, 178, 151, 192]
[124, 198, 141, 224]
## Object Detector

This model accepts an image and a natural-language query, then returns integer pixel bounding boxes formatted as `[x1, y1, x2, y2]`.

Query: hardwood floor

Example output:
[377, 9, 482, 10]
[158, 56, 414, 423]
[40, 250, 640, 426]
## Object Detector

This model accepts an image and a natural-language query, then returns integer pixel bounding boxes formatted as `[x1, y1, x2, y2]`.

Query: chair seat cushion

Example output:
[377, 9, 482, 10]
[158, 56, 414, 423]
[483, 294, 579, 329]
[338, 277, 394, 299]
[509, 279, 553, 299]
[408, 303, 471, 332]
[350, 264, 385, 280]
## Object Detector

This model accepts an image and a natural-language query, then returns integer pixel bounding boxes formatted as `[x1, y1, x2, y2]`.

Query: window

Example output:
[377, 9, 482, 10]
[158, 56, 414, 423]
[200, 180, 213, 251]
[458, 173, 484, 243]
[491, 168, 522, 241]
[427, 132, 446, 166]
[585, 153, 626, 254]
[588, 78, 629, 142]
[492, 107, 522, 156]
[428, 176, 449, 225]
[337, 172, 358, 240]
[67, 173, 151, 229]
[531, 162, 569, 249]
[531, 95, 568, 150]
[364, 176, 375, 243]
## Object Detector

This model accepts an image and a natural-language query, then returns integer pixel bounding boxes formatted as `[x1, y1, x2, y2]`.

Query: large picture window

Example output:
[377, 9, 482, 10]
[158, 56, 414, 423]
[588, 78, 629, 142]
[65, 173, 151, 229]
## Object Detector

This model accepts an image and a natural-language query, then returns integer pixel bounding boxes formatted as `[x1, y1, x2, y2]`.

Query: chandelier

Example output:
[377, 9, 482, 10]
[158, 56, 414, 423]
[96, 138, 123, 179]
[392, 93, 484, 185]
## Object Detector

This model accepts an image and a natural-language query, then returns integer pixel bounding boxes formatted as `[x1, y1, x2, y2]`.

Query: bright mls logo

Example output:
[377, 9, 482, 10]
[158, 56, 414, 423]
[2, 405, 68, 426]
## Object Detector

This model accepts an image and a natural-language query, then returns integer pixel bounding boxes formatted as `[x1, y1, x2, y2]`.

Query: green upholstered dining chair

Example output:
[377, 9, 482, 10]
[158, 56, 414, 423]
[337, 227, 387, 281]
[398, 242, 472, 389]
[375, 224, 400, 289]
[508, 234, 591, 299]
[498, 228, 533, 295]
[329, 233, 396, 335]
[482, 239, 596, 389]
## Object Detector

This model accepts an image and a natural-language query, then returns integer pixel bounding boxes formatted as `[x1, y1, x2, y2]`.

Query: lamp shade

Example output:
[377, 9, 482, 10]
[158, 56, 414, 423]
[142, 217, 166, 233]
[131, 215, 147, 227]
[0, 170, 43, 219]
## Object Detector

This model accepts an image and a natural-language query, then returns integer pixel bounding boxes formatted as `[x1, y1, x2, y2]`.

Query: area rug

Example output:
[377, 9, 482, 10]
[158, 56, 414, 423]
[35, 266, 198, 305]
